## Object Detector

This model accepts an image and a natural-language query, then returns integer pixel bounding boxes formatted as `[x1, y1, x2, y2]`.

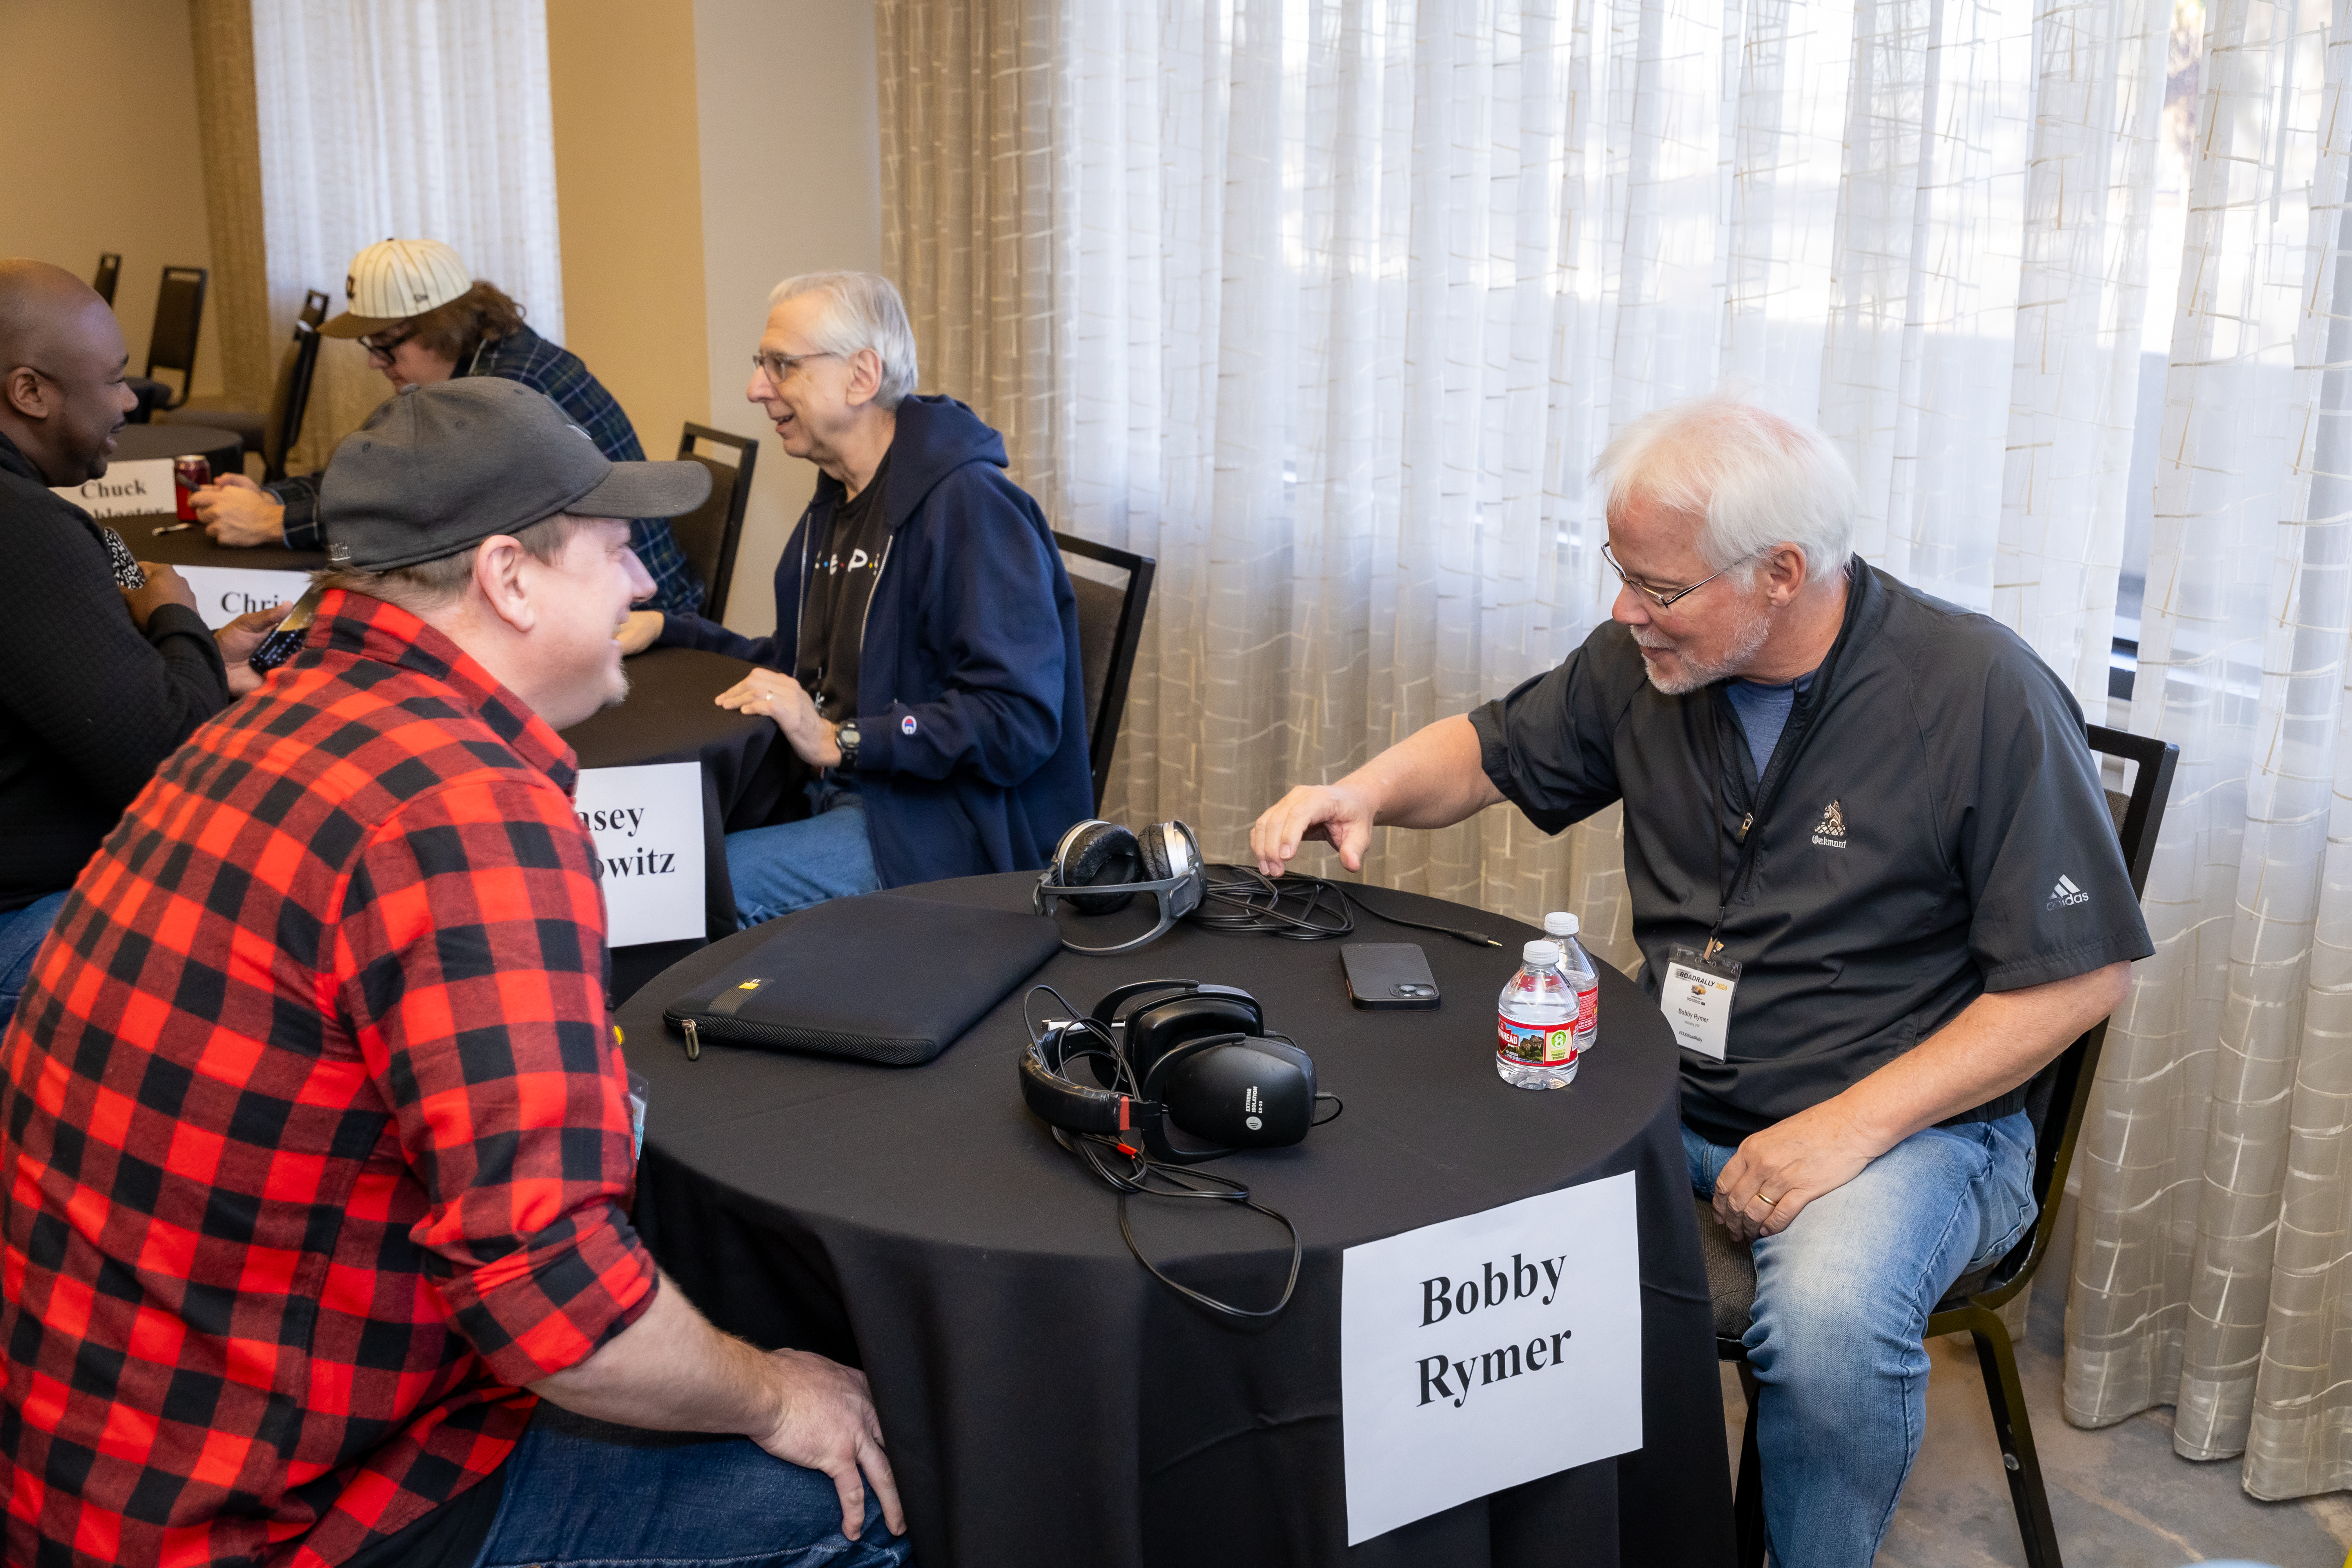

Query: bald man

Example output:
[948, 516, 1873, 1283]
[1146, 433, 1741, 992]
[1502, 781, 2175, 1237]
[0, 260, 281, 1027]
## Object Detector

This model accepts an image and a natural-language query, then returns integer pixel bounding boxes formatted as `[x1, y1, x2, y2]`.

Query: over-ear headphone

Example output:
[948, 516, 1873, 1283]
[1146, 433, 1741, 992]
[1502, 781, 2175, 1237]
[1033, 819, 1205, 954]
[1019, 979, 1320, 1164]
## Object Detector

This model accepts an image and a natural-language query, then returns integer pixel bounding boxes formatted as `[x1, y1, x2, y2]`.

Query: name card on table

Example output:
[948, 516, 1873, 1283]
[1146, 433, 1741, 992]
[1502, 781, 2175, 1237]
[53, 459, 175, 519]
[177, 566, 311, 631]
[1340, 1171, 1642, 1546]
[574, 762, 706, 947]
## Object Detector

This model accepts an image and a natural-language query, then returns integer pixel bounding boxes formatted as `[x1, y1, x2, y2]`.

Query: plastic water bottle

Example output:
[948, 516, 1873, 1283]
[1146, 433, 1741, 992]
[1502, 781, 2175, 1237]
[1497, 940, 1579, 1090]
[1544, 911, 1601, 1058]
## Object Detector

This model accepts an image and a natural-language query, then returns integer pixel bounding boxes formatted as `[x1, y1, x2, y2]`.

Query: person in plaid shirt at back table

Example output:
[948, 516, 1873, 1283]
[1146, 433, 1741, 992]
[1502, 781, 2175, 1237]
[187, 237, 706, 618]
[0, 377, 907, 1568]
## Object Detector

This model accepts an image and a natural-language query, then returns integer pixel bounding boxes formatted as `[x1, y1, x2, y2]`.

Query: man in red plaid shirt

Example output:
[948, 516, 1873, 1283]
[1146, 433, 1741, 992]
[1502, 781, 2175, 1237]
[0, 379, 909, 1568]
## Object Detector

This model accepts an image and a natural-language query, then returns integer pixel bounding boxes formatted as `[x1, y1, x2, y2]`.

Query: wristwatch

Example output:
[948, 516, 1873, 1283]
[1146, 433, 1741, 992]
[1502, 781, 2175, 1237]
[834, 718, 861, 771]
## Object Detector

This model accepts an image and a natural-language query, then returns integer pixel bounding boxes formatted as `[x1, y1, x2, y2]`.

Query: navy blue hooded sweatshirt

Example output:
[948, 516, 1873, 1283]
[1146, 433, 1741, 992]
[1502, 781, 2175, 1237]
[654, 395, 1093, 888]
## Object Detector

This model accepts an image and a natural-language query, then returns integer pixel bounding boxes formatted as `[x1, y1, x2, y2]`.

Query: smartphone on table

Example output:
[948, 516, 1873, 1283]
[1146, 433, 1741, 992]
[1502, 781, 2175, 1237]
[1342, 942, 1441, 1009]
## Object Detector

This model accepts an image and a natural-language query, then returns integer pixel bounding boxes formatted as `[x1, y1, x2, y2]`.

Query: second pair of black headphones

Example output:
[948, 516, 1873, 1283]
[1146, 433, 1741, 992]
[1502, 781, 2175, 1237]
[1019, 979, 1321, 1164]
[1020, 979, 1340, 1320]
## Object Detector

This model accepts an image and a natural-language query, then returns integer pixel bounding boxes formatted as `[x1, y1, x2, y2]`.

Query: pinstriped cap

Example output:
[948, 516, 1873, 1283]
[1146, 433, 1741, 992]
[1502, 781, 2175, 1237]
[320, 379, 711, 570]
[319, 238, 474, 338]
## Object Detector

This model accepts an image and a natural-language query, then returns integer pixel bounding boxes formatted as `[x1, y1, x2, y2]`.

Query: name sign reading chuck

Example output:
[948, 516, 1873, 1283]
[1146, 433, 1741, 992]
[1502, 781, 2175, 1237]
[572, 761, 706, 947]
[51, 459, 175, 519]
[1339, 1171, 1642, 1546]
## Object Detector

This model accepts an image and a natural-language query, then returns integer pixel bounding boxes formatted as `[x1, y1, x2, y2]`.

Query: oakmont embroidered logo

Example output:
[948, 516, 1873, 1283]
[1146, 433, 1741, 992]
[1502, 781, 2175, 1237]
[2048, 874, 2090, 910]
[1812, 799, 1847, 849]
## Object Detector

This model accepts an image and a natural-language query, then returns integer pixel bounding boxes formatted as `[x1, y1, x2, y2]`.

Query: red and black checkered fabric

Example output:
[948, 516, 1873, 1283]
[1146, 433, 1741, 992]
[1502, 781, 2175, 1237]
[0, 591, 657, 1567]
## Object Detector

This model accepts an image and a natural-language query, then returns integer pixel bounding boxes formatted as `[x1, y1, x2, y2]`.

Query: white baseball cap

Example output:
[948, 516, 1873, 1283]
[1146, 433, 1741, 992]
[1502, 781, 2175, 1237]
[319, 238, 474, 338]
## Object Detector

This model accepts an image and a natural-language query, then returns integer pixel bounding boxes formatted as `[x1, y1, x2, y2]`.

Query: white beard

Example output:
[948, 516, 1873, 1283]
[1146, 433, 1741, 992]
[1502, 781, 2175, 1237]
[1636, 601, 1771, 695]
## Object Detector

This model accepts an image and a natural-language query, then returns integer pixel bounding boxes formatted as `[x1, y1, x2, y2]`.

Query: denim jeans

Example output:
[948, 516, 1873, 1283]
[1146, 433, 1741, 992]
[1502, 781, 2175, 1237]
[725, 782, 883, 927]
[1685, 1110, 2036, 1568]
[474, 1404, 911, 1568]
[0, 891, 69, 1033]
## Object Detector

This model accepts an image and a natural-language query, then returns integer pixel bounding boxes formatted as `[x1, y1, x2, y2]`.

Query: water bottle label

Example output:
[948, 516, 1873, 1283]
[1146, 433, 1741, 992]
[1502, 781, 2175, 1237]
[1574, 982, 1597, 1034]
[1498, 1015, 1578, 1067]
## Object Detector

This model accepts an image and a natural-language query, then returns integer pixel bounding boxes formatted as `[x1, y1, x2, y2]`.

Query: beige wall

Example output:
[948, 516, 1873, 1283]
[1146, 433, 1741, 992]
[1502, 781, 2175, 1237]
[692, 0, 883, 636]
[548, 0, 711, 464]
[0, 0, 224, 401]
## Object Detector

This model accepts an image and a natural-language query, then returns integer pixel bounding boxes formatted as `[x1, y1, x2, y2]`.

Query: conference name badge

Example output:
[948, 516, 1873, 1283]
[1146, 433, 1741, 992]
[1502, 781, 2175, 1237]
[1660, 944, 1740, 1062]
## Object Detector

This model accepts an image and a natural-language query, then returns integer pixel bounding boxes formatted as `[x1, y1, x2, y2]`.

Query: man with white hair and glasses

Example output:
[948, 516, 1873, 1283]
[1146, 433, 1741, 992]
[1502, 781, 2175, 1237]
[1248, 396, 2152, 1566]
[621, 271, 1091, 920]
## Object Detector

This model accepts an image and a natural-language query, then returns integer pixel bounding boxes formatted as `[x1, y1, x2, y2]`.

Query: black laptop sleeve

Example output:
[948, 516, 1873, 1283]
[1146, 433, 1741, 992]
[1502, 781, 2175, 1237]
[662, 894, 1062, 1065]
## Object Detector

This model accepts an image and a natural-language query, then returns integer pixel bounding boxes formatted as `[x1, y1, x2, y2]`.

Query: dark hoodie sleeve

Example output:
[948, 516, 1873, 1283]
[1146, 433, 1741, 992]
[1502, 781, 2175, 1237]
[7, 506, 230, 810]
[265, 472, 326, 552]
[855, 468, 1070, 787]
[650, 608, 784, 668]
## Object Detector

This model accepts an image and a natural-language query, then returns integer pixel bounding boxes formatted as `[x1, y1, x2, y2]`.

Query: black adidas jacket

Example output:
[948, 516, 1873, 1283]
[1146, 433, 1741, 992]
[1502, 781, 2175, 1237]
[1471, 559, 2152, 1142]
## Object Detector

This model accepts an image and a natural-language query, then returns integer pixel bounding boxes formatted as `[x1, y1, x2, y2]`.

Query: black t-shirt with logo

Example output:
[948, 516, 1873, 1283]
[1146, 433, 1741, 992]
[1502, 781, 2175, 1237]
[1469, 561, 2154, 1142]
[795, 454, 892, 722]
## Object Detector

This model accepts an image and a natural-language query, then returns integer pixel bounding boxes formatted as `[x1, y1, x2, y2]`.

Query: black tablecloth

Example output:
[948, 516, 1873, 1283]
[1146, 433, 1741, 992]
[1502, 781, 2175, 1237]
[563, 647, 808, 944]
[123, 510, 329, 572]
[111, 423, 241, 479]
[617, 874, 1732, 1568]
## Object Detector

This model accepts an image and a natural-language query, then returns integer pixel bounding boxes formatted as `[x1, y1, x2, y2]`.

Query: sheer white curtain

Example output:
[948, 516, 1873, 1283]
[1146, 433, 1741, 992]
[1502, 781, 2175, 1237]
[2065, 0, 2352, 1500]
[248, 0, 564, 471]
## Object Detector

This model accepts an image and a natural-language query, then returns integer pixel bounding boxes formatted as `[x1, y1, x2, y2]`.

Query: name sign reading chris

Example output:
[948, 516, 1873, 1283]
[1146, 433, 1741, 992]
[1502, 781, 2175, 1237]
[176, 566, 310, 632]
[1340, 1171, 1641, 1545]
[51, 459, 174, 519]
[572, 762, 706, 947]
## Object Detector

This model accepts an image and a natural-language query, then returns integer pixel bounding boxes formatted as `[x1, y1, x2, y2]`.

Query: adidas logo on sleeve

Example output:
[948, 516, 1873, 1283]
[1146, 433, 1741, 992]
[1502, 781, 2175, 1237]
[2047, 874, 2089, 910]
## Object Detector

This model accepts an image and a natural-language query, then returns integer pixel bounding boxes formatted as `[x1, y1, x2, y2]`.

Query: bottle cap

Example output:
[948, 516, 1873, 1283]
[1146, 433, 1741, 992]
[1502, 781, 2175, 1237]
[1523, 940, 1561, 967]
[1544, 911, 1579, 938]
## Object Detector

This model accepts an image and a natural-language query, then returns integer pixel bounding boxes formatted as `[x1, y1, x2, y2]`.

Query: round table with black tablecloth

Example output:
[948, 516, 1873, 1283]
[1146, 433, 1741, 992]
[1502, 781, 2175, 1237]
[617, 873, 1733, 1568]
[110, 422, 243, 479]
[566, 647, 809, 963]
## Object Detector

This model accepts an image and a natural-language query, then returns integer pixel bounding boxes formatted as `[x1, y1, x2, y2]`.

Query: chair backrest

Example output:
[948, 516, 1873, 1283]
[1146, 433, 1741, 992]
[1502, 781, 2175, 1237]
[143, 266, 209, 408]
[260, 323, 325, 483]
[93, 253, 122, 307]
[298, 289, 331, 332]
[1054, 532, 1156, 813]
[1973, 723, 2178, 1307]
[668, 423, 759, 622]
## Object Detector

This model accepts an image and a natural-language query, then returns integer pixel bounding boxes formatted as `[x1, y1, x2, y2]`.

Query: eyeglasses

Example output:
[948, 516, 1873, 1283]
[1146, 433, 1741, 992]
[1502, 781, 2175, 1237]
[357, 321, 418, 360]
[1601, 541, 1754, 611]
[750, 349, 839, 387]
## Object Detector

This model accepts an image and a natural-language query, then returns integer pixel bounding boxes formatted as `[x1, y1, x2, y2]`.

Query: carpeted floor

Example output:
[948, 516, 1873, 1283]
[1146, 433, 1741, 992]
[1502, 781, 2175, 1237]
[1717, 1196, 2352, 1568]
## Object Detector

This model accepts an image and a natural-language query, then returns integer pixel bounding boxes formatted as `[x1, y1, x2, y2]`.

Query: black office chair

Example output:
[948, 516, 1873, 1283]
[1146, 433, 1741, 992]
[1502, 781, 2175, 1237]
[92, 253, 122, 307]
[137, 266, 209, 413]
[666, 424, 759, 622]
[1698, 723, 2177, 1568]
[1054, 532, 1156, 813]
[176, 303, 328, 477]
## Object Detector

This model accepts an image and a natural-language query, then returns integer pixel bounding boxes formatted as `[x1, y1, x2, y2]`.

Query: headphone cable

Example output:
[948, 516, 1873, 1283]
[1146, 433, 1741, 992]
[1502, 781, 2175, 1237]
[1195, 865, 1504, 948]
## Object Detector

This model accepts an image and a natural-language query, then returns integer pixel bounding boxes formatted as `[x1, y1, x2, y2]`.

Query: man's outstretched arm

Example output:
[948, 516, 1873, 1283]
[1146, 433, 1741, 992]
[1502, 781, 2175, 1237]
[1250, 715, 1504, 875]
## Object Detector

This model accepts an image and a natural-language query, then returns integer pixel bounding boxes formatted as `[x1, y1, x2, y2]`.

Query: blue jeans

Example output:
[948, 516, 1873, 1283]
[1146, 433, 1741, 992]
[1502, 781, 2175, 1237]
[1685, 1111, 2036, 1568]
[0, 891, 69, 1033]
[726, 783, 883, 927]
[474, 1404, 910, 1567]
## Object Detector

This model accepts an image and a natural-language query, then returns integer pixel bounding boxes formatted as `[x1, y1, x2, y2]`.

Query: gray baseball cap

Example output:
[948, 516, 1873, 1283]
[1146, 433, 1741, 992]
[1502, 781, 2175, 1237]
[318, 378, 711, 570]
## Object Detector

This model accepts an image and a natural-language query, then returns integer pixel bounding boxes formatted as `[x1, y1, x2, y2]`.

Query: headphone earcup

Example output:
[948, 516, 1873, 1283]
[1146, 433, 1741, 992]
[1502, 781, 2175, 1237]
[1058, 820, 1142, 915]
[1137, 822, 1174, 882]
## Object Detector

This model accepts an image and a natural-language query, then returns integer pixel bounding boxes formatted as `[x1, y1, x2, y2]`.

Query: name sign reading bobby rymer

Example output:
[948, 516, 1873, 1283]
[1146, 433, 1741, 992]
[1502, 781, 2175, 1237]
[1340, 1170, 1641, 1544]
[573, 762, 705, 947]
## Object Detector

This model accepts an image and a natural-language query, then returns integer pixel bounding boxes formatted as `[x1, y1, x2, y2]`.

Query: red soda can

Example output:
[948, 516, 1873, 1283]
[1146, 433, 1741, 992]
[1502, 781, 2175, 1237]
[174, 455, 210, 521]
